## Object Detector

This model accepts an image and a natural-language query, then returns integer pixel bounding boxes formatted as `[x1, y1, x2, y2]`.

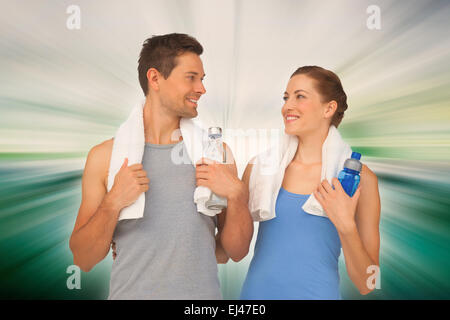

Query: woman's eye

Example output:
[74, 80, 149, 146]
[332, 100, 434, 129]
[283, 96, 288, 101]
[297, 94, 305, 99]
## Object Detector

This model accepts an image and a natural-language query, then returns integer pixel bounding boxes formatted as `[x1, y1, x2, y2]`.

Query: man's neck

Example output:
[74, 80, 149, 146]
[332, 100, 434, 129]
[143, 98, 182, 145]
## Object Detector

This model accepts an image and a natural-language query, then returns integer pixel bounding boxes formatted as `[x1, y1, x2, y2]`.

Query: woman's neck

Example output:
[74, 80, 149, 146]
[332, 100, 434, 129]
[293, 126, 330, 165]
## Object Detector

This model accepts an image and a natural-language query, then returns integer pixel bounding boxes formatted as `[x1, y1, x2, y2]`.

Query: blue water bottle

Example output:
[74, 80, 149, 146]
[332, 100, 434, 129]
[338, 152, 362, 197]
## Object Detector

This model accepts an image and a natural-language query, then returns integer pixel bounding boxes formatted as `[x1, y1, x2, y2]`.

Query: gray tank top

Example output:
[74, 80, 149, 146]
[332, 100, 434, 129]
[108, 140, 222, 299]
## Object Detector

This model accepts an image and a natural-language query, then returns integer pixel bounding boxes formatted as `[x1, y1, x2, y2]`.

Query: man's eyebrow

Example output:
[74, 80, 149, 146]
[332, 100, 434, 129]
[284, 89, 309, 95]
[186, 71, 206, 78]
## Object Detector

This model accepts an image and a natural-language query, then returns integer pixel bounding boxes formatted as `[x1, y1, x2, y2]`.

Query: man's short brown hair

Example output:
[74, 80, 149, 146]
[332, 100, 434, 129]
[138, 33, 203, 96]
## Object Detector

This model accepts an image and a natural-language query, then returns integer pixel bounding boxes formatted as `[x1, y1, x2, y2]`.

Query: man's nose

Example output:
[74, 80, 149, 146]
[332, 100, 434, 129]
[196, 81, 206, 95]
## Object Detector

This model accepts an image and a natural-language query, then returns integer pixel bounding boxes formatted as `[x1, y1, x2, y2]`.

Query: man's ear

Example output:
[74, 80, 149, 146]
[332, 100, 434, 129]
[324, 100, 338, 120]
[147, 68, 161, 92]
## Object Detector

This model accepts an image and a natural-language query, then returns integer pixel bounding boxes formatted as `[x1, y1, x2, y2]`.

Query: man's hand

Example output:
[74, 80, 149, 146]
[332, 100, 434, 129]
[195, 157, 246, 202]
[111, 241, 117, 260]
[108, 158, 149, 210]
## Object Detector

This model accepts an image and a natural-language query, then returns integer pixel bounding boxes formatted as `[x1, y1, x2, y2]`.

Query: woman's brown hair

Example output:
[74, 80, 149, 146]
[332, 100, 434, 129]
[291, 66, 348, 128]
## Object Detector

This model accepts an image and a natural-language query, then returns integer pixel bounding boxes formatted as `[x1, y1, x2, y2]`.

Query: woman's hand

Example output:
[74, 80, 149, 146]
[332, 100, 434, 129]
[195, 157, 247, 202]
[314, 178, 361, 235]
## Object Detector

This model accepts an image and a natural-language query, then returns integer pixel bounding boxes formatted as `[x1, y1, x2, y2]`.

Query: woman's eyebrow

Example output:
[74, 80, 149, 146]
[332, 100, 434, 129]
[294, 89, 309, 94]
[284, 89, 309, 95]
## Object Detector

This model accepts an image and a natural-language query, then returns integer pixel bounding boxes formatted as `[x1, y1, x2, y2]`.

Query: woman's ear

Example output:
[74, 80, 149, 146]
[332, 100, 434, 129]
[324, 100, 338, 120]
[147, 68, 161, 92]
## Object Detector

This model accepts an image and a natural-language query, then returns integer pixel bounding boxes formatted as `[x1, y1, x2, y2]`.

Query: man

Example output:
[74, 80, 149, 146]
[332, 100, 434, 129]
[69, 33, 253, 299]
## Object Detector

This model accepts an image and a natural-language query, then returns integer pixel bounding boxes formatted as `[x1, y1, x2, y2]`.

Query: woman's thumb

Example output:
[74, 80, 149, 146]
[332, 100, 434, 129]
[353, 186, 361, 201]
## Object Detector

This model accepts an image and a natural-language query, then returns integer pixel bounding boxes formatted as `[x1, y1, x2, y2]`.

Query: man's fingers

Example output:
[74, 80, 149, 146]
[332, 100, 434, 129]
[134, 170, 148, 178]
[196, 157, 215, 166]
[195, 165, 209, 173]
[196, 172, 209, 180]
[128, 163, 144, 171]
[196, 178, 208, 187]
[121, 158, 128, 169]
[137, 177, 150, 185]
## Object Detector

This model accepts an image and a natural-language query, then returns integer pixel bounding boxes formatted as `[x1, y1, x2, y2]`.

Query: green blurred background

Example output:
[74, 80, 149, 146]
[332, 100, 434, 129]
[0, 0, 449, 299]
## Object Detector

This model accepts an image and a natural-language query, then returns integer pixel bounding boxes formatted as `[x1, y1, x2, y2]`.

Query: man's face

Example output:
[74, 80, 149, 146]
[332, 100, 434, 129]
[158, 52, 206, 118]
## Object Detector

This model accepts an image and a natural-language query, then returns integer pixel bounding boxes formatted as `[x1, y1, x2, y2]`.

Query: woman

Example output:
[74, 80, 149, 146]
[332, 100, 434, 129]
[190, 65, 380, 299]
[237, 66, 381, 299]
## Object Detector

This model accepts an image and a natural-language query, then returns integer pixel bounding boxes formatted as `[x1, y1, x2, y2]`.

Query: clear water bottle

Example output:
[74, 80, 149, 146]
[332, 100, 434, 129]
[204, 127, 228, 210]
[338, 152, 362, 197]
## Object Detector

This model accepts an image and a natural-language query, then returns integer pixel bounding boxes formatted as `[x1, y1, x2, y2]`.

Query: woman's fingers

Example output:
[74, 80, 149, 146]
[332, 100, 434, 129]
[321, 179, 334, 193]
[352, 185, 362, 201]
[331, 178, 345, 193]
[318, 181, 329, 197]
[314, 188, 325, 204]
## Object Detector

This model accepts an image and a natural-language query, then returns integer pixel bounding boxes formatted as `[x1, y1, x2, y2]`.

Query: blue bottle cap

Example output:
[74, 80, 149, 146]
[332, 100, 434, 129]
[351, 152, 361, 160]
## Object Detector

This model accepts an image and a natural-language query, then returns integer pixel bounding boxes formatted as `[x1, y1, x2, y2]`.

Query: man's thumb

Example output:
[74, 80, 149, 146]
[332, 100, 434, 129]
[121, 158, 128, 169]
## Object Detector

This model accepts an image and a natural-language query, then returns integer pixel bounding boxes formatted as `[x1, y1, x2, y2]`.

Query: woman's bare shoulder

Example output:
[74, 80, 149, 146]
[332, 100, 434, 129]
[360, 164, 378, 188]
[358, 164, 381, 214]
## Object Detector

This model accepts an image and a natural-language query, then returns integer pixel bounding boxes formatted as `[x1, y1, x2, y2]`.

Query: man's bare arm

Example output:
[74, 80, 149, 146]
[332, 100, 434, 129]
[217, 149, 254, 262]
[69, 140, 149, 272]
[215, 210, 230, 264]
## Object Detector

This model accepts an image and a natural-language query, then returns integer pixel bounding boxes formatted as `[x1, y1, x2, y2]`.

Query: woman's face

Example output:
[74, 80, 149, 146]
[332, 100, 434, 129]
[281, 74, 332, 136]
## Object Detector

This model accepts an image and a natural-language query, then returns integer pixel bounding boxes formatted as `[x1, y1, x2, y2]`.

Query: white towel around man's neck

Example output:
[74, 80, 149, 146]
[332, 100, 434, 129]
[248, 125, 353, 221]
[107, 103, 221, 221]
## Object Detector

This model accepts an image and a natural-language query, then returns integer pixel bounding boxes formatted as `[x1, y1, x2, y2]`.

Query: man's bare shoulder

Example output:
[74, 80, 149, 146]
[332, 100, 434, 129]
[85, 138, 114, 186]
[87, 138, 113, 163]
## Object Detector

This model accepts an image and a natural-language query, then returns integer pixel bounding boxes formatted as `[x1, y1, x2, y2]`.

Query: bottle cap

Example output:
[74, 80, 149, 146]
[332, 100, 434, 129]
[208, 127, 222, 137]
[351, 152, 361, 160]
[344, 152, 362, 172]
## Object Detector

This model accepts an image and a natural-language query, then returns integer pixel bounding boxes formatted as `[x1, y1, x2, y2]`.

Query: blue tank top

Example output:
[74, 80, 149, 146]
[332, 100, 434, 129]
[240, 187, 342, 300]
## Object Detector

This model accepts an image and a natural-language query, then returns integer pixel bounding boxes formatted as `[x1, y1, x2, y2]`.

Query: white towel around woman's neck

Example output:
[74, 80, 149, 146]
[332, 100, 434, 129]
[107, 103, 221, 221]
[248, 125, 353, 221]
